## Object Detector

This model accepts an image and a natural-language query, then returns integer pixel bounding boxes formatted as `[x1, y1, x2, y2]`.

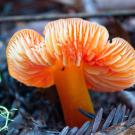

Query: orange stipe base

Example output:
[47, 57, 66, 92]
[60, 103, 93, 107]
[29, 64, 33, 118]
[53, 64, 94, 127]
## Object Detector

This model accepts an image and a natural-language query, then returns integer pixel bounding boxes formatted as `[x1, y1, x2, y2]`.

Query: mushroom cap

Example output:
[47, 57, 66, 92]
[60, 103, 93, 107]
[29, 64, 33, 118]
[7, 18, 135, 92]
[7, 29, 54, 87]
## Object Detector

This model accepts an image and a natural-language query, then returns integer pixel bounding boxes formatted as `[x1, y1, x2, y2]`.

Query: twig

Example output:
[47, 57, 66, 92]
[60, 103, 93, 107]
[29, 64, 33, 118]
[1, 10, 135, 23]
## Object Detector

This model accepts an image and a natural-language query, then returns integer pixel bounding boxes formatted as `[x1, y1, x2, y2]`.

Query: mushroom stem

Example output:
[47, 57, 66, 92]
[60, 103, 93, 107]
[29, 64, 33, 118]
[53, 64, 95, 127]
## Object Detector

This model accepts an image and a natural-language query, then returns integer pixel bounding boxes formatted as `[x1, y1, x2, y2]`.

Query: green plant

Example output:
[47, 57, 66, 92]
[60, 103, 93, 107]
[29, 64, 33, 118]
[0, 106, 17, 132]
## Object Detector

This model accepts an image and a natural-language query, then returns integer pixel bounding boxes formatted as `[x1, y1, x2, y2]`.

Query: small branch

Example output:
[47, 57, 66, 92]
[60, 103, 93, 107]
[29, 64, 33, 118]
[1, 10, 135, 23]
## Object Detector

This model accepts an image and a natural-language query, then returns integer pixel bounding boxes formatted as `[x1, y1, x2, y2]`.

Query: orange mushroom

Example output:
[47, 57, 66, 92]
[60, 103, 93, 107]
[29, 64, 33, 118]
[6, 18, 135, 127]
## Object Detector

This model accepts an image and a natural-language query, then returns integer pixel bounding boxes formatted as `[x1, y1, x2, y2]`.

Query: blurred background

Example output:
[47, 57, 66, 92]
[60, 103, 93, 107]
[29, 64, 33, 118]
[0, 0, 135, 134]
